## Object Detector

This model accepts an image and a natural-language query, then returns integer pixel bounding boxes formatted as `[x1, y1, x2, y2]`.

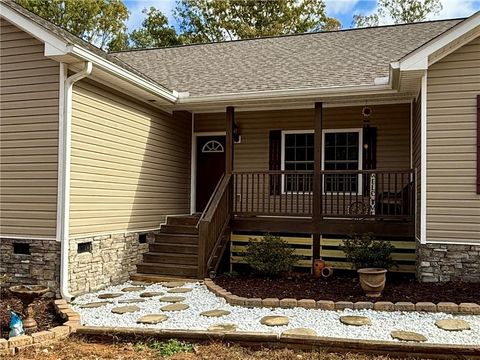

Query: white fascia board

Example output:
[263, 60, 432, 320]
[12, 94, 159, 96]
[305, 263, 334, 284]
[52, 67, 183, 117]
[69, 45, 178, 103]
[399, 12, 480, 71]
[0, 2, 69, 55]
[178, 83, 395, 105]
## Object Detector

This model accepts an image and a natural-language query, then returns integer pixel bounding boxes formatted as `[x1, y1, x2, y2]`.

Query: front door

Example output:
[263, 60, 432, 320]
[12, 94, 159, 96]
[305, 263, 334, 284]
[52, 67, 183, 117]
[196, 136, 226, 212]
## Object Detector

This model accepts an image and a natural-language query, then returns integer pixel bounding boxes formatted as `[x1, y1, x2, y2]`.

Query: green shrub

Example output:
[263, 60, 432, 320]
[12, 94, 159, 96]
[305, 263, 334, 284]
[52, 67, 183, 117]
[340, 233, 397, 270]
[244, 234, 297, 277]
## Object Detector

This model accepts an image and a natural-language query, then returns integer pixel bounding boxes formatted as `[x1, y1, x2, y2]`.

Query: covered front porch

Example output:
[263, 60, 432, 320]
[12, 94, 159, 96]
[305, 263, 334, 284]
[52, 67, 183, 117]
[190, 99, 419, 277]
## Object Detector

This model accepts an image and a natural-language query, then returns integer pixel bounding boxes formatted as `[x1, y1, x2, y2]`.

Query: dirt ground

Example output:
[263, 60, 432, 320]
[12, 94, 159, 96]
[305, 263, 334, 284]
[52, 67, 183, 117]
[214, 271, 480, 303]
[6, 337, 427, 360]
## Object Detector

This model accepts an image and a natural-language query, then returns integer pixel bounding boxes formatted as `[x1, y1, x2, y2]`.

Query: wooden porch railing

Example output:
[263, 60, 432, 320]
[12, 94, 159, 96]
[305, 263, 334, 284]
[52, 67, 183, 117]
[197, 173, 232, 278]
[232, 169, 415, 221]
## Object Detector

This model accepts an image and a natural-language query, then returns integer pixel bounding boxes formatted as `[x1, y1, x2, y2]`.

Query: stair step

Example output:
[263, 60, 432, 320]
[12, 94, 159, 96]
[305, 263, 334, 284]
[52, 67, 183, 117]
[160, 225, 198, 235]
[137, 262, 198, 277]
[166, 214, 201, 226]
[143, 252, 198, 265]
[154, 233, 198, 245]
[131, 273, 198, 283]
[150, 243, 198, 254]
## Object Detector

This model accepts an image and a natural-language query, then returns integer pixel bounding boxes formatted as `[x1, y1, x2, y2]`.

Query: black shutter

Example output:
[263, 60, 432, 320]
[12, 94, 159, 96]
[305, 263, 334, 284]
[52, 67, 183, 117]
[269, 130, 281, 195]
[363, 127, 377, 170]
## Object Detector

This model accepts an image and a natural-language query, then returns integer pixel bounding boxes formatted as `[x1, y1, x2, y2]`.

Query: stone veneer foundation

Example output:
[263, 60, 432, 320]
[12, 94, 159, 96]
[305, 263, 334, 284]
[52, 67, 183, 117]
[416, 242, 480, 283]
[68, 231, 153, 296]
[0, 238, 60, 294]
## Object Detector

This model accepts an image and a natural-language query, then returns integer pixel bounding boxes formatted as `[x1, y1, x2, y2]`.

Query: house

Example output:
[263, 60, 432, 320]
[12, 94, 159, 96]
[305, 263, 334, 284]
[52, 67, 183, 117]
[1, 0, 479, 298]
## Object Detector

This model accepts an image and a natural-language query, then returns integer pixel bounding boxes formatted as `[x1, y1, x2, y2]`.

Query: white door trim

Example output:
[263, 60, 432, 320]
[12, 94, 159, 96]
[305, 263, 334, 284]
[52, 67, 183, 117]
[190, 131, 227, 213]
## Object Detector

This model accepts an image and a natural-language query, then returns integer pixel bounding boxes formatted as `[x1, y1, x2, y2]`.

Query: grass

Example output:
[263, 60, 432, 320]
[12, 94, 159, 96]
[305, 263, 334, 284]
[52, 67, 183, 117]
[4, 337, 431, 359]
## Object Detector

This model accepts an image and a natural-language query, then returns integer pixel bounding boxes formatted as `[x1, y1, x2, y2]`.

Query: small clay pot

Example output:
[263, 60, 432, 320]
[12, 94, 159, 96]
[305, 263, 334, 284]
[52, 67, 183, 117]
[357, 268, 387, 297]
[313, 259, 326, 278]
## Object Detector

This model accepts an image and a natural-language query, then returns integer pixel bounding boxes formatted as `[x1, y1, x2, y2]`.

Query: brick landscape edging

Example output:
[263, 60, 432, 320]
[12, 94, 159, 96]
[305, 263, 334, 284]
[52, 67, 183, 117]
[0, 299, 79, 356]
[204, 278, 480, 314]
[76, 326, 480, 359]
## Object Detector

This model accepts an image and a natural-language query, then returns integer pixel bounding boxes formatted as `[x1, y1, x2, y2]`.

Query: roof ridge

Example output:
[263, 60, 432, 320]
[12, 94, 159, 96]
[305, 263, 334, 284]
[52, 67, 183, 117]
[109, 17, 466, 54]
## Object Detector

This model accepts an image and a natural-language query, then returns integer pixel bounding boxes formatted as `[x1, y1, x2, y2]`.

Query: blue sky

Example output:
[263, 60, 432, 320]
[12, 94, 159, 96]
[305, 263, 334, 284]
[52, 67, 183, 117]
[124, 0, 480, 32]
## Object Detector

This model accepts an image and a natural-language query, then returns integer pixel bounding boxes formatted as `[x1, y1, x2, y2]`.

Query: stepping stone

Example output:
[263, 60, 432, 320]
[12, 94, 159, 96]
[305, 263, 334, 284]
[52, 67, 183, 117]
[200, 310, 231, 317]
[122, 286, 146, 292]
[136, 314, 168, 324]
[435, 319, 471, 331]
[98, 293, 123, 299]
[208, 324, 237, 332]
[131, 281, 150, 286]
[282, 328, 317, 337]
[140, 292, 164, 298]
[79, 301, 110, 309]
[118, 298, 146, 304]
[158, 296, 185, 303]
[167, 288, 192, 293]
[111, 305, 140, 314]
[163, 281, 185, 288]
[339, 315, 372, 326]
[160, 303, 189, 312]
[391, 330, 427, 342]
[260, 316, 289, 326]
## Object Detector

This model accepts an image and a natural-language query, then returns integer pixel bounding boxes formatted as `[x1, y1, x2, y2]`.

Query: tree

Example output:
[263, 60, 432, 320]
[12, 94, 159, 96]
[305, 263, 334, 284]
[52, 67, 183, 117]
[129, 7, 181, 49]
[353, 0, 442, 28]
[174, 0, 340, 43]
[15, 0, 129, 50]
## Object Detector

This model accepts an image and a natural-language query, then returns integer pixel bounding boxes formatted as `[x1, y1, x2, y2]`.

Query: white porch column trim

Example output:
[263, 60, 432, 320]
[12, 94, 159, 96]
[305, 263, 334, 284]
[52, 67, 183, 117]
[420, 71, 428, 244]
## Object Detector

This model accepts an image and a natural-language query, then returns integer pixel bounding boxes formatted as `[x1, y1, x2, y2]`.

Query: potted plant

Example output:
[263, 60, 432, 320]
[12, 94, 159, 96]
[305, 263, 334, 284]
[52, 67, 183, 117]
[340, 234, 396, 297]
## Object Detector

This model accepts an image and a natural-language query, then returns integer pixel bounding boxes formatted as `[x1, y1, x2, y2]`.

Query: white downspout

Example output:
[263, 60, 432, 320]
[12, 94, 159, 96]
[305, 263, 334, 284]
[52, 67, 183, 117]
[59, 61, 92, 300]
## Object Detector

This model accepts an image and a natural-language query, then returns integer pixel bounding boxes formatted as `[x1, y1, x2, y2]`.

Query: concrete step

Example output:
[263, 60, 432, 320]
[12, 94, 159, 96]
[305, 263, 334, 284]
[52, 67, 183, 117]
[130, 273, 199, 283]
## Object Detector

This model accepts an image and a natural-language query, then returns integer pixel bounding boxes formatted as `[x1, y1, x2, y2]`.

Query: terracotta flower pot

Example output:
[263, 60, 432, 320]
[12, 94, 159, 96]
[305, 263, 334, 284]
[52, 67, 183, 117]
[357, 268, 387, 297]
[313, 259, 326, 278]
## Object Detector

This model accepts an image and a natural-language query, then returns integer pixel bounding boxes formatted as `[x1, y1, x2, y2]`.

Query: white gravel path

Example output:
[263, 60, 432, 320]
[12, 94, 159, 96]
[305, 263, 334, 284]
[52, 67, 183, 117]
[72, 281, 480, 346]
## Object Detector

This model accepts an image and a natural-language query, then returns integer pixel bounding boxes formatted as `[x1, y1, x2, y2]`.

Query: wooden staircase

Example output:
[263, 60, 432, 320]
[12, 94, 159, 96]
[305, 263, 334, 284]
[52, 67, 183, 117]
[136, 214, 201, 278]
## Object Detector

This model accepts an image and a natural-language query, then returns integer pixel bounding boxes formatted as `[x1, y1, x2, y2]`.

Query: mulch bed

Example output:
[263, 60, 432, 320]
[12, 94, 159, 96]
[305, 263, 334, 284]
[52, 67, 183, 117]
[0, 290, 63, 339]
[214, 271, 480, 303]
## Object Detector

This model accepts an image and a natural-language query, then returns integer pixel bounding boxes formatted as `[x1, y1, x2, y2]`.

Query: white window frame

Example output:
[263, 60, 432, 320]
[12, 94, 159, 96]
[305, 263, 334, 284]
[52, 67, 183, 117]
[322, 128, 363, 196]
[280, 130, 314, 194]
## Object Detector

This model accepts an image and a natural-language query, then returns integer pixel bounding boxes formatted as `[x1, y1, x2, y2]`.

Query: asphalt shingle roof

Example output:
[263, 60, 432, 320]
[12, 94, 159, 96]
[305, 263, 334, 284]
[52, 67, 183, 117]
[112, 19, 462, 97]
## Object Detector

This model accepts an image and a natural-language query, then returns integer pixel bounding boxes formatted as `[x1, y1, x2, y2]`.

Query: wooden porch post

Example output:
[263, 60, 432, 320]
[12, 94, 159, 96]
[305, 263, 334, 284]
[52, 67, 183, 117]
[226, 106, 234, 174]
[312, 102, 323, 267]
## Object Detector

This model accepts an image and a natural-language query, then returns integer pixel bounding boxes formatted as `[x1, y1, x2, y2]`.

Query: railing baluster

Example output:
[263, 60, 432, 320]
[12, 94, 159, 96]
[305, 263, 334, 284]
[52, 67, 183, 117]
[256, 173, 260, 214]
[273, 173, 277, 214]
[240, 173, 243, 214]
[387, 173, 391, 216]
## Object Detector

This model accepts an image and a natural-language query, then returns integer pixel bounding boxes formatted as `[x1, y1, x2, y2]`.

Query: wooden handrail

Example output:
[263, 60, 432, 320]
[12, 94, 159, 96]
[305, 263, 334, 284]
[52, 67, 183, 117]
[197, 173, 232, 278]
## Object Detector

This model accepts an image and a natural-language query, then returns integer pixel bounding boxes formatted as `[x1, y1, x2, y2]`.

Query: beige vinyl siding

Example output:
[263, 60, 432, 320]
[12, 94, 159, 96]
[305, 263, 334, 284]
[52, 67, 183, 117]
[426, 36, 480, 244]
[0, 19, 59, 238]
[70, 79, 191, 236]
[412, 97, 422, 240]
[195, 104, 411, 172]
